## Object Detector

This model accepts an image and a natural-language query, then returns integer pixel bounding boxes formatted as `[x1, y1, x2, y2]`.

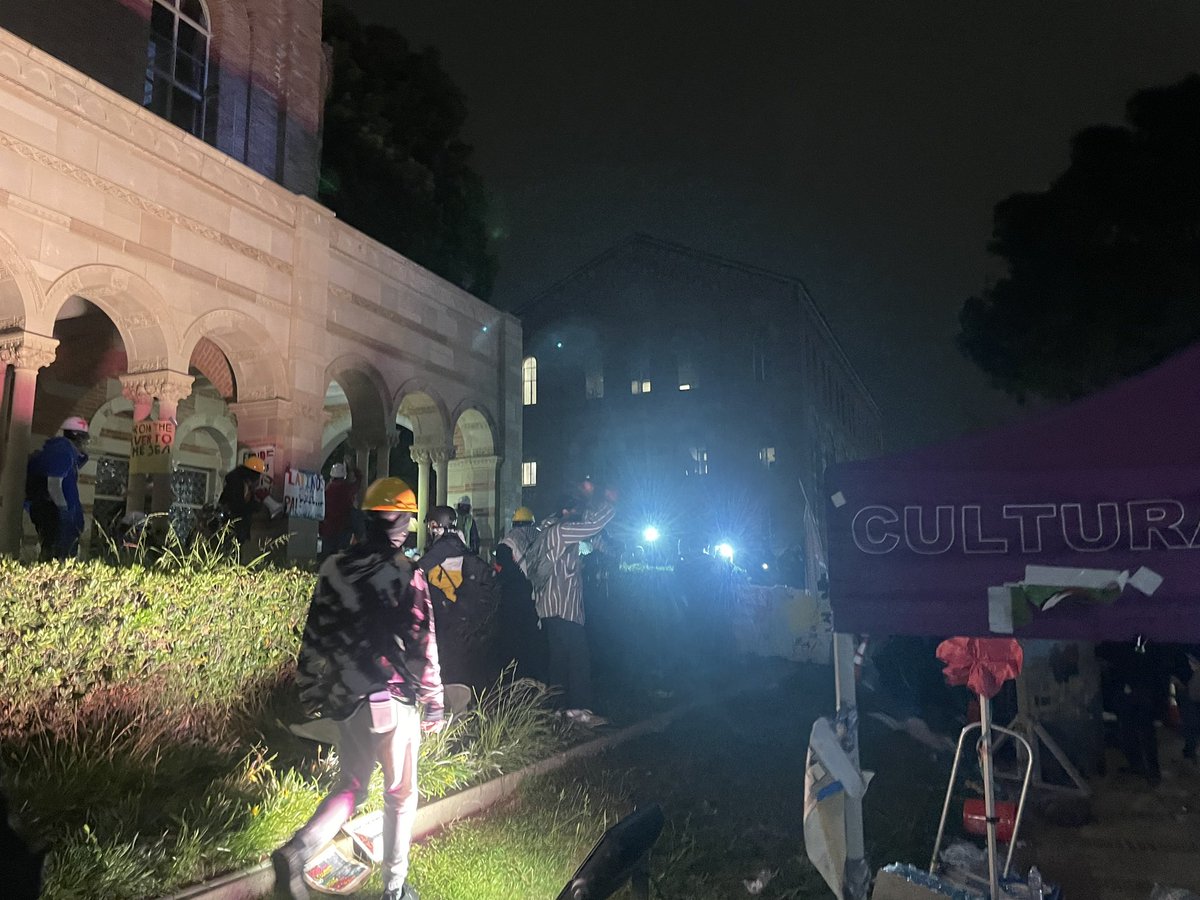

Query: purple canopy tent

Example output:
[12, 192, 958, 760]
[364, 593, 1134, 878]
[826, 343, 1200, 642]
[821, 344, 1200, 897]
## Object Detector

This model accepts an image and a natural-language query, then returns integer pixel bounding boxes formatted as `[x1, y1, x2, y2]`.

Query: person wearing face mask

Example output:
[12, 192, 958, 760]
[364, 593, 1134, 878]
[272, 478, 443, 900]
[417, 505, 498, 689]
[25, 416, 91, 561]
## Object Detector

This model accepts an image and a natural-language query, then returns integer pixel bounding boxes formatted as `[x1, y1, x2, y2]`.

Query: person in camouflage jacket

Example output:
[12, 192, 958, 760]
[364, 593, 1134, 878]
[273, 478, 443, 900]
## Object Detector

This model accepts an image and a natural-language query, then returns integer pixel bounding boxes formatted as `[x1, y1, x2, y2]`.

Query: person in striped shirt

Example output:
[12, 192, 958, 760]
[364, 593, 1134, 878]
[532, 481, 617, 727]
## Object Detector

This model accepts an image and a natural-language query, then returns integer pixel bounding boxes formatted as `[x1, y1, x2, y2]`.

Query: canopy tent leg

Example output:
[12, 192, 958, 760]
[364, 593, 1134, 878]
[834, 633, 870, 900]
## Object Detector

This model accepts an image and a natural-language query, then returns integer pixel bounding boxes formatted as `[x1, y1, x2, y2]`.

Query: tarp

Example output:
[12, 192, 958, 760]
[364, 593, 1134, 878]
[826, 343, 1200, 641]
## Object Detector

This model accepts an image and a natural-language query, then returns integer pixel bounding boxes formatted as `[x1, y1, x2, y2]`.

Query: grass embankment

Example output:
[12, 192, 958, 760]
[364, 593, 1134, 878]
[0, 549, 564, 900]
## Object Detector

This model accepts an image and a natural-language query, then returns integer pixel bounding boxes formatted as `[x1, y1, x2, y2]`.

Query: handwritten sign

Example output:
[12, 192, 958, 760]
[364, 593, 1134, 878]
[129, 420, 174, 475]
[284, 468, 326, 520]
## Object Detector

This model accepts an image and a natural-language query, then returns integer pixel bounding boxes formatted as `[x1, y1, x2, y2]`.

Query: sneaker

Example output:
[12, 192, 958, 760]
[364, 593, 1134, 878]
[271, 842, 309, 900]
[381, 884, 420, 900]
[564, 708, 609, 727]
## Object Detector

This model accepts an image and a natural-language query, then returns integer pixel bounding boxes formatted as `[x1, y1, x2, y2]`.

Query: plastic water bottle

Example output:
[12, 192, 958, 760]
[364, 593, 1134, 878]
[1027, 866, 1043, 899]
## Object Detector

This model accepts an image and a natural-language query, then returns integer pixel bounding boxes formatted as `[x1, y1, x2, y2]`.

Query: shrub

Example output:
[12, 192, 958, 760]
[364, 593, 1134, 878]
[0, 557, 313, 746]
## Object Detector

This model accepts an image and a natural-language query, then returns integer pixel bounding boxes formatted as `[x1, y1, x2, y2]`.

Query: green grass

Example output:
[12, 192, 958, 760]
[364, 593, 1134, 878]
[1, 530, 569, 900]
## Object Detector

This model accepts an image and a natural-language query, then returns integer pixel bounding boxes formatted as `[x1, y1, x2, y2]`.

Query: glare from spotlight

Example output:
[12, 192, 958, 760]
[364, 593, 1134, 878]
[715, 542, 734, 561]
[556, 341, 563, 349]
[642, 526, 660, 543]
[761, 562, 770, 571]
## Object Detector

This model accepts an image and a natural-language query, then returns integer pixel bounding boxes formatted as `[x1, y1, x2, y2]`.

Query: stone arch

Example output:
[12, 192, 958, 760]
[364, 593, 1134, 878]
[325, 354, 392, 442]
[450, 401, 497, 459]
[42, 265, 177, 373]
[393, 379, 450, 449]
[175, 410, 238, 475]
[0, 227, 42, 331]
[180, 308, 288, 403]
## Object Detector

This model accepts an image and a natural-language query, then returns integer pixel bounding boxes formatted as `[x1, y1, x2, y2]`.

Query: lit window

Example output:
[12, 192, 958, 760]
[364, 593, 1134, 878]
[678, 384, 691, 391]
[586, 364, 604, 399]
[759, 447, 776, 468]
[522, 356, 537, 405]
[144, 0, 210, 137]
[642, 380, 652, 394]
[631, 379, 652, 395]
[522, 460, 537, 487]
[689, 446, 709, 476]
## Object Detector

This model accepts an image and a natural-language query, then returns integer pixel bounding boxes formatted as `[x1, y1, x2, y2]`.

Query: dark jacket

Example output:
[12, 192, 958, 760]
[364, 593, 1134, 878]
[296, 543, 443, 723]
[417, 533, 497, 685]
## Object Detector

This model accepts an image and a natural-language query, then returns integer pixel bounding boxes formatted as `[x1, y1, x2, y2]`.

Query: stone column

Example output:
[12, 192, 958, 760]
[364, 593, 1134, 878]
[0, 333, 58, 556]
[119, 375, 154, 516]
[376, 432, 398, 479]
[411, 446, 431, 553]
[145, 372, 194, 514]
[433, 447, 451, 506]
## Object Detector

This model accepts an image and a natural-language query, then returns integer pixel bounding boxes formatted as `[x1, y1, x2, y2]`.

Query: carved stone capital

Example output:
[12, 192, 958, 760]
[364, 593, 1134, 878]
[118, 370, 193, 407]
[0, 331, 58, 371]
[429, 447, 453, 465]
[409, 446, 433, 466]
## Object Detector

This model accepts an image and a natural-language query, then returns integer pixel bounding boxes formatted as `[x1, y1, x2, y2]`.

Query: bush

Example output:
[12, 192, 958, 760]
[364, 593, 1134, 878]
[0, 557, 313, 746]
[0, 552, 568, 899]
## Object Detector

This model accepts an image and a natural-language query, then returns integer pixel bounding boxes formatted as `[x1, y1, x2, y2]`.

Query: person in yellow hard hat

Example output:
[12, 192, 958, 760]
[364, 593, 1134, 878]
[493, 506, 546, 681]
[274, 477, 443, 900]
[217, 454, 267, 548]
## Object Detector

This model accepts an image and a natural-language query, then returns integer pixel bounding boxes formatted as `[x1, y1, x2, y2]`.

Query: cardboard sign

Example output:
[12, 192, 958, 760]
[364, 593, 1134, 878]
[284, 468, 326, 520]
[129, 420, 174, 475]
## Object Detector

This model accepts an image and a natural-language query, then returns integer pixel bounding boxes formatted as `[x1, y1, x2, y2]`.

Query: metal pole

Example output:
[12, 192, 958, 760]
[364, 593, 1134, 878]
[979, 693, 1000, 899]
[834, 632, 869, 900]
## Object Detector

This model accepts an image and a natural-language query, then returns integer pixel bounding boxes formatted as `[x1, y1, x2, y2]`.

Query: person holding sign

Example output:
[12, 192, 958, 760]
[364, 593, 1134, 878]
[25, 416, 90, 561]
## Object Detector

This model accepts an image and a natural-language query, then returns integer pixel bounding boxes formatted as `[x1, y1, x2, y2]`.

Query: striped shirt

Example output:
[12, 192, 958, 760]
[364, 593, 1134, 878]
[532, 502, 616, 626]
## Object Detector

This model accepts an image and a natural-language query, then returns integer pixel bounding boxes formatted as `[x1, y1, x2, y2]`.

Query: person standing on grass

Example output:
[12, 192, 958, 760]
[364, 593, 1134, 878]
[495, 506, 546, 681]
[418, 505, 498, 690]
[529, 481, 616, 727]
[272, 477, 443, 900]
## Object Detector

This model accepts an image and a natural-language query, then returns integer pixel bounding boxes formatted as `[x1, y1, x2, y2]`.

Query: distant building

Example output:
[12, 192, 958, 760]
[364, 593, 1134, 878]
[518, 235, 880, 566]
[0, 5, 520, 559]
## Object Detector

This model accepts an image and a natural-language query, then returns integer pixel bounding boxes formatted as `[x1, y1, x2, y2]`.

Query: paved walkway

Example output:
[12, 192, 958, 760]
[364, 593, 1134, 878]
[1031, 731, 1200, 899]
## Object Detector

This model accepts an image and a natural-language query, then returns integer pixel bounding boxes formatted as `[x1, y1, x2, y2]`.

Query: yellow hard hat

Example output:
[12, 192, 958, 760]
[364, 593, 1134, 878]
[242, 455, 266, 474]
[362, 477, 418, 513]
[512, 506, 535, 524]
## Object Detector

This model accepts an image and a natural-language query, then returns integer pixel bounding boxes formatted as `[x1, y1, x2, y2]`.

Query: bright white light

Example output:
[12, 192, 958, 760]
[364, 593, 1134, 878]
[481, 325, 489, 333]
[761, 562, 770, 571]
[556, 341, 563, 349]
[679, 383, 691, 391]
[642, 526, 660, 543]
[715, 542, 734, 561]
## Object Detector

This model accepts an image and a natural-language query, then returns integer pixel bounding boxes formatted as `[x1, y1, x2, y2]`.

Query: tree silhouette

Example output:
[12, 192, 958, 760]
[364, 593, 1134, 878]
[958, 74, 1200, 401]
[320, 5, 497, 298]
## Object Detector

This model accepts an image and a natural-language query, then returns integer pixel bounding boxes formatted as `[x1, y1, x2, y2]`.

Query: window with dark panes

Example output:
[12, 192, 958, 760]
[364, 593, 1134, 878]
[144, 0, 210, 137]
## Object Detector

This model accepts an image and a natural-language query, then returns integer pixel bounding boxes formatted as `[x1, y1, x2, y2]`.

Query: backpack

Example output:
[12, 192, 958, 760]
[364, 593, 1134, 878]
[523, 526, 557, 594]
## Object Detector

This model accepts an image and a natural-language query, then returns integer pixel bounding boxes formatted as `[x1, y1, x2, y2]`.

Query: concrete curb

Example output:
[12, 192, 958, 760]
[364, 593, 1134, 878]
[160, 702, 700, 900]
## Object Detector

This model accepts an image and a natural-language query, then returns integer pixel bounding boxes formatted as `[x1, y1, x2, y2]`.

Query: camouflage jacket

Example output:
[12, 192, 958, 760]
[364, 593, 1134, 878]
[296, 543, 444, 723]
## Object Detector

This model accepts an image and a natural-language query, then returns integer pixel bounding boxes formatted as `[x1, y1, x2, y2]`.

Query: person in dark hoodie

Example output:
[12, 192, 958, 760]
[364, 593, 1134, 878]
[417, 505, 497, 689]
[272, 477, 443, 900]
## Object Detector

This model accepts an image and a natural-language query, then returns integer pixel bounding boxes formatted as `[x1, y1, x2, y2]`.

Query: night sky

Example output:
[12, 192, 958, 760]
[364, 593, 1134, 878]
[345, 0, 1200, 451]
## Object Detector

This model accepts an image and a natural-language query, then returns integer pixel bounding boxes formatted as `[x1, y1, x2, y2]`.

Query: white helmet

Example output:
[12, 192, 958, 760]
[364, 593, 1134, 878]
[330, 462, 347, 479]
[60, 416, 89, 435]
[457, 495, 472, 508]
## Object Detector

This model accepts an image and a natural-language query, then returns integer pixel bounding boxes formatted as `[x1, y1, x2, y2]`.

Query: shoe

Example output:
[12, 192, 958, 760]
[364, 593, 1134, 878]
[272, 842, 310, 899]
[381, 884, 419, 900]
[564, 708, 609, 727]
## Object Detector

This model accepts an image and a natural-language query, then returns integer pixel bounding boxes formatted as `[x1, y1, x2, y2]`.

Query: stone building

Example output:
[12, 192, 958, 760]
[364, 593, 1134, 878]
[519, 235, 880, 567]
[0, 3, 521, 558]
